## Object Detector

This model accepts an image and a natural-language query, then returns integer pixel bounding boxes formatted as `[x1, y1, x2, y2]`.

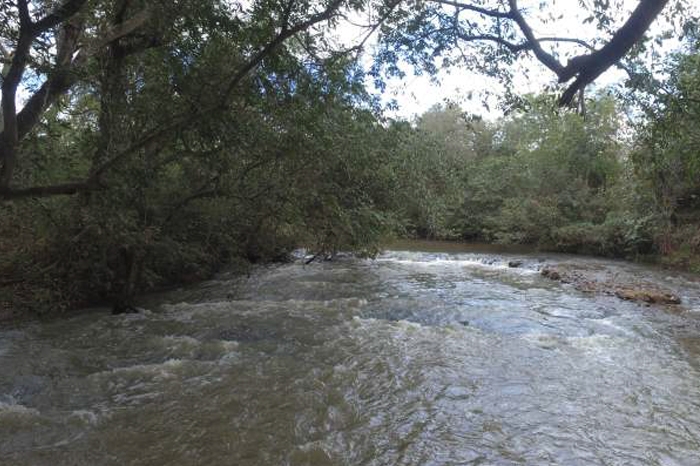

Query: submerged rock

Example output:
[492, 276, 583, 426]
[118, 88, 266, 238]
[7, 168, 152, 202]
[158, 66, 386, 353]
[614, 288, 682, 305]
[540, 265, 682, 306]
[112, 304, 140, 315]
[508, 260, 524, 268]
[541, 267, 561, 281]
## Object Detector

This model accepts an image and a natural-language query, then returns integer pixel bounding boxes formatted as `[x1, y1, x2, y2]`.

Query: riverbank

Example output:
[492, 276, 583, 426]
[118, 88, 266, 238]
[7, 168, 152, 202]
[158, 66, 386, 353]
[2, 237, 698, 325]
[0, 256, 256, 326]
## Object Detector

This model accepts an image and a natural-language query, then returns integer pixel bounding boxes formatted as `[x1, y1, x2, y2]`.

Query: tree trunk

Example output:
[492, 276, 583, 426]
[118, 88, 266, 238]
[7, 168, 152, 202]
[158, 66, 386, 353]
[112, 246, 143, 314]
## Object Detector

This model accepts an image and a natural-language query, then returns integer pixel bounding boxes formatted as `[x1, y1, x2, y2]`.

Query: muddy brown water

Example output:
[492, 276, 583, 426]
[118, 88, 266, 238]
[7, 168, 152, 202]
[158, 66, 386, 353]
[2, 240, 700, 465]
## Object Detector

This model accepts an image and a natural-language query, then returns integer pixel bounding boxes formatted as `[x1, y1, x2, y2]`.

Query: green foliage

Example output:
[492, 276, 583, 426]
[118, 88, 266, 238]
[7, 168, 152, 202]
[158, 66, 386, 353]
[551, 215, 657, 257]
[1, 0, 400, 315]
[433, 94, 622, 247]
[396, 81, 698, 267]
[627, 44, 700, 264]
[633, 49, 700, 219]
[2, 1, 700, 318]
[386, 114, 469, 239]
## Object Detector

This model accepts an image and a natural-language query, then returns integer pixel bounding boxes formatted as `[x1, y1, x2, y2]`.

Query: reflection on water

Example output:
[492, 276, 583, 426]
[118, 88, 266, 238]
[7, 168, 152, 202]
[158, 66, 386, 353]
[2, 240, 700, 465]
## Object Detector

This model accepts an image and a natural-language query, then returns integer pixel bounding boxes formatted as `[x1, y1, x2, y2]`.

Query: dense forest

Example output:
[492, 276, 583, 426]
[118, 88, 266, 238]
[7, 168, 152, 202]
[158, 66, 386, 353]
[0, 0, 699, 317]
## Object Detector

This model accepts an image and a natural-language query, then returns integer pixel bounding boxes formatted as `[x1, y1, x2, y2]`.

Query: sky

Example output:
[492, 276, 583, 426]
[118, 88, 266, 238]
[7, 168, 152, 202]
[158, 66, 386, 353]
[333, 0, 693, 121]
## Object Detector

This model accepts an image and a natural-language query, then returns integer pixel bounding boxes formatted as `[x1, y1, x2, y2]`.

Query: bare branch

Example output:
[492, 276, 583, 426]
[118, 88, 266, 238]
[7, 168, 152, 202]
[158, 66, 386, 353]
[455, 32, 523, 52]
[536, 37, 637, 79]
[9, 9, 150, 147]
[536, 37, 593, 49]
[454, 34, 602, 56]
[1, 0, 90, 189]
[507, 0, 565, 76]
[1, 9, 35, 187]
[15, 19, 84, 141]
[343, 0, 403, 56]
[429, 0, 513, 19]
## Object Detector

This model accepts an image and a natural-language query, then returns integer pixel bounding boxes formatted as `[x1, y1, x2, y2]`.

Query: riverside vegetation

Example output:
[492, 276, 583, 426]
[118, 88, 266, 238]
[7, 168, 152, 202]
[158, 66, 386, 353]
[0, 0, 699, 318]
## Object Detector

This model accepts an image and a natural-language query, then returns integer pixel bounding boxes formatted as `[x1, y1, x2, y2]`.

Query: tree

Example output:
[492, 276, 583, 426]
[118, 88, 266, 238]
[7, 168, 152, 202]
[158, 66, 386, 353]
[633, 44, 700, 227]
[0, 0, 349, 199]
[372, 0, 692, 105]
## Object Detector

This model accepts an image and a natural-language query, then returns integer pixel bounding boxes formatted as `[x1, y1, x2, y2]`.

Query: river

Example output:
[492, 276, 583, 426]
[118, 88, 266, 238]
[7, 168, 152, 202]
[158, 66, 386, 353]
[2, 241, 700, 465]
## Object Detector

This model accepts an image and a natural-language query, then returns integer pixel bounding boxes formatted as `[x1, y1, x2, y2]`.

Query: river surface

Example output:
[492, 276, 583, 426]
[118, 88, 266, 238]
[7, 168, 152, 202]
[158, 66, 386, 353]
[2, 241, 700, 465]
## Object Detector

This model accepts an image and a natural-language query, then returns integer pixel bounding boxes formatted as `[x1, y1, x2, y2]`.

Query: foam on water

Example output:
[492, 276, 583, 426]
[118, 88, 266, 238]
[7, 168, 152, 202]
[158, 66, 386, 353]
[67, 410, 99, 426]
[378, 255, 541, 276]
[90, 358, 185, 381]
[160, 334, 201, 347]
[0, 398, 40, 418]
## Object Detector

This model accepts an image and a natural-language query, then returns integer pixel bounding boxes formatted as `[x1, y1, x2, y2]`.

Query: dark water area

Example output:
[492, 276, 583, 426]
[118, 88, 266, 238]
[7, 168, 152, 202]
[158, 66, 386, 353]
[2, 240, 700, 465]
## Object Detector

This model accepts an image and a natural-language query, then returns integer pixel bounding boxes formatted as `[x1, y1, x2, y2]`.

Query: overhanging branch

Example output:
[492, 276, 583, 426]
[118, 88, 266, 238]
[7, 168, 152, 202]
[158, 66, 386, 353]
[558, 0, 670, 105]
[443, 0, 668, 106]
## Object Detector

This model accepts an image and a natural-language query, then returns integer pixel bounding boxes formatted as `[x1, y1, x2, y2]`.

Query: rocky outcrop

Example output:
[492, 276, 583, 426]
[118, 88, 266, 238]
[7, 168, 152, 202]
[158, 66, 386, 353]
[614, 288, 682, 305]
[541, 266, 682, 306]
[541, 267, 561, 281]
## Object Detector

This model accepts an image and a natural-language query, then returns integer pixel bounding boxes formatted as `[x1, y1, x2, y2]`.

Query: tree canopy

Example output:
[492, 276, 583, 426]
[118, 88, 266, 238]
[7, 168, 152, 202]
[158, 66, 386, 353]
[0, 0, 693, 199]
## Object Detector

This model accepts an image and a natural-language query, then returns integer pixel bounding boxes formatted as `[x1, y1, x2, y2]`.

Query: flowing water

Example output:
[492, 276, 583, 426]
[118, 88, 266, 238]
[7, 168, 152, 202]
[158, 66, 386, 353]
[2, 241, 700, 465]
